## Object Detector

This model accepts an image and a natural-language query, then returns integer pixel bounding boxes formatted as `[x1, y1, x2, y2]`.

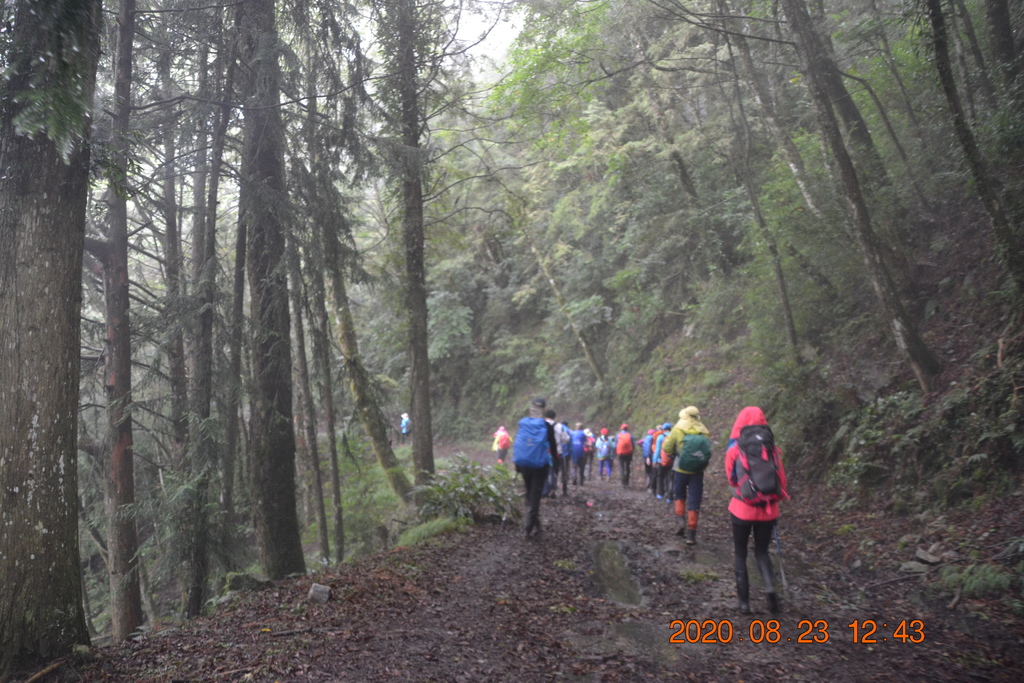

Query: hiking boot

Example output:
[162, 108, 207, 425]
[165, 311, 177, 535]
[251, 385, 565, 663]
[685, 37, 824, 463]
[767, 592, 780, 614]
[675, 526, 687, 537]
[735, 570, 750, 614]
[686, 528, 697, 545]
[756, 554, 776, 594]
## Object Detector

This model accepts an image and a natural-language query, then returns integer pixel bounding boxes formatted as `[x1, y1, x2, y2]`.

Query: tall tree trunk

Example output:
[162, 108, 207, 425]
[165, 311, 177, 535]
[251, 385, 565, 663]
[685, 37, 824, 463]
[209, 33, 240, 520]
[867, 0, 926, 142]
[308, 259, 345, 562]
[722, 28, 800, 353]
[224, 218, 246, 520]
[925, 0, 1024, 292]
[729, 9, 824, 219]
[106, 0, 145, 640]
[288, 238, 330, 564]
[951, 0, 997, 109]
[985, 0, 1020, 91]
[159, 55, 189, 474]
[321, 222, 413, 501]
[238, 0, 306, 579]
[799, 0, 889, 185]
[0, 0, 99, 665]
[391, 0, 436, 491]
[517, 210, 606, 386]
[183, 41, 218, 617]
[782, 0, 943, 393]
[301, 63, 345, 556]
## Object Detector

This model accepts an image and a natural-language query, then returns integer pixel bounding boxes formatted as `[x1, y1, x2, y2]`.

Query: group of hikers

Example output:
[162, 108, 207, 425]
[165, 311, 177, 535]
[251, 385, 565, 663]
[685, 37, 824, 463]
[500, 397, 789, 615]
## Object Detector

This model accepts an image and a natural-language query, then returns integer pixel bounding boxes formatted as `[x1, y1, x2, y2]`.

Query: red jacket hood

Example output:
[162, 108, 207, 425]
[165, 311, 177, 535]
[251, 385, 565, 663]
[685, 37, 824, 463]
[729, 406, 768, 439]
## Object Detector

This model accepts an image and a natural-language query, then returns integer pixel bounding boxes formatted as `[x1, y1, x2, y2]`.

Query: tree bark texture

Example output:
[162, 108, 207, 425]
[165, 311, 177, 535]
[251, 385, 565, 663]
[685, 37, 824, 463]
[781, 0, 943, 392]
[321, 221, 413, 501]
[793, 0, 889, 186]
[389, 0, 437, 490]
[727, 5, 823, 219]
[984, 0, 1020, 91]
[925, 0, 1024, 293]
[238, 0, 306, 579]
[288, 239, 330, 564]
[160, 52, 189, 475]
[0, 0, 99, 666]
[183, 40, 218, 617]
[106, 0, 145, 640]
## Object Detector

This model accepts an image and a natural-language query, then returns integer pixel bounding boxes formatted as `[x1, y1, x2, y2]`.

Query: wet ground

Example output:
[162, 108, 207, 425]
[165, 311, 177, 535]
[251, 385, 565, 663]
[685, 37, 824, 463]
[72, 451, 1024, 682]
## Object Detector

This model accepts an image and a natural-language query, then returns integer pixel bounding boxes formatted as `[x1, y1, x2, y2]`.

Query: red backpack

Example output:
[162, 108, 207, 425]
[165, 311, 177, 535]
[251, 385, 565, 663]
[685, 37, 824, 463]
[615, 431, 633, 455]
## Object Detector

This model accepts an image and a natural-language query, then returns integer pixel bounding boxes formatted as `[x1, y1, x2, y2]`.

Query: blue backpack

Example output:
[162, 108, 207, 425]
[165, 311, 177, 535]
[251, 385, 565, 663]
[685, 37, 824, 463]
[513, 417, 550, 468]
[569, 429, 587, 462]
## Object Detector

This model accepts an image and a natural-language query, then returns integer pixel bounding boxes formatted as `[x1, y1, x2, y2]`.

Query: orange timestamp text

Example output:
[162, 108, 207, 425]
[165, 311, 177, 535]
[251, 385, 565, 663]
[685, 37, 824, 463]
[668, 618, 925, 644]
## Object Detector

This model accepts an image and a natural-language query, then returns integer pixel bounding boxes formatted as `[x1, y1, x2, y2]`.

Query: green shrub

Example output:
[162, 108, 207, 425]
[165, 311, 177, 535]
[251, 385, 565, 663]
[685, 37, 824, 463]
[414, 456, 522, 523]
[397, 517, 469, 546]
[939, 563, 1013, 598]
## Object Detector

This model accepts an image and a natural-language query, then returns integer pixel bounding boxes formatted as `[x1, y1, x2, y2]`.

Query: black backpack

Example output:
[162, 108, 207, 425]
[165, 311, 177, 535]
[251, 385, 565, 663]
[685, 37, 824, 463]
[733, 425, 782, 505]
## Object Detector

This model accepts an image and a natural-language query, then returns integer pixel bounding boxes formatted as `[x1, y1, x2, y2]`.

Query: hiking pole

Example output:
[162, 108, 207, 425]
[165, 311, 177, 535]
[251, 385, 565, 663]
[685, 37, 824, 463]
[773, 522, 789, 593]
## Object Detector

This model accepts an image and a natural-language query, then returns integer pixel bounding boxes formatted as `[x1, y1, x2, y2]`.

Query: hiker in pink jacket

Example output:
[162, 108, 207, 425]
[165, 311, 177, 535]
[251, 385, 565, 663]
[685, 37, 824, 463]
[725, 406, 789, 615]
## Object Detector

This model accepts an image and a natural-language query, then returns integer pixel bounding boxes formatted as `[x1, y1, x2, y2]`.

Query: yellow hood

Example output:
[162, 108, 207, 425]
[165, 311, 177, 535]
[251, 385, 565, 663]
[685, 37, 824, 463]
[674, 405, 709, 435]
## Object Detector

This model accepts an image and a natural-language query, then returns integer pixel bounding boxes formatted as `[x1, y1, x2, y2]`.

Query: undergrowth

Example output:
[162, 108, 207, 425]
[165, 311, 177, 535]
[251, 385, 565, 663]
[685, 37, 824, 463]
[413, 455, 522, 523]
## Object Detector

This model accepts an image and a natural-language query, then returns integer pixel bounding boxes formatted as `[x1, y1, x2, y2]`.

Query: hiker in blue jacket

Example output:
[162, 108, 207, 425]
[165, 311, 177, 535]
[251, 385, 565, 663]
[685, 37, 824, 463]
[513, 398, 557, 537]
[399, 413, 410, 444]
[569, 422, 588, 486]
[642, 428, 655, 490]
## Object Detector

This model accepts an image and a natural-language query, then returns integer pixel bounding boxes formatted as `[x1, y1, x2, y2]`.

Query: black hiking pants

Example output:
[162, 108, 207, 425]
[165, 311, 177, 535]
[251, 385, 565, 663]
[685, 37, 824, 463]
[618, 454, 632, 486]
[658, 464, 673, 500]
[573, 458, 586, 486]
[731, 514, 776, 595]
[519, 465, 550, 536]
[547, 455, 568, 495]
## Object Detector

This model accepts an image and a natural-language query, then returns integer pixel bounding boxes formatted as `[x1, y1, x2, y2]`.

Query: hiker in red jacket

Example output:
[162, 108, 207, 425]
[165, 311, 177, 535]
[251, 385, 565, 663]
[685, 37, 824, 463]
[492, 425, 511, 463]
[725, 406, 789, 615]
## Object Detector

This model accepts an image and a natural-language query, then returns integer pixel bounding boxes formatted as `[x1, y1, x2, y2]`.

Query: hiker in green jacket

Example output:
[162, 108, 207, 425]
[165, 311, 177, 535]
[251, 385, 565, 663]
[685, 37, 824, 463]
[660, 406, 713, 545]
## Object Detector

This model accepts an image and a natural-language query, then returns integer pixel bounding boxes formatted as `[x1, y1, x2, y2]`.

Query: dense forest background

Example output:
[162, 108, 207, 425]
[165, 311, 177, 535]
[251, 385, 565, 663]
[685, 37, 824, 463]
[1, 0, 1023, 667]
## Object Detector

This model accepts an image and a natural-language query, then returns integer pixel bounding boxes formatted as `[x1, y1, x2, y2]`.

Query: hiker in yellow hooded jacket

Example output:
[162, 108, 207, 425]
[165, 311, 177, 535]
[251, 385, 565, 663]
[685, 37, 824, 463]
[660, 406, 713, 545]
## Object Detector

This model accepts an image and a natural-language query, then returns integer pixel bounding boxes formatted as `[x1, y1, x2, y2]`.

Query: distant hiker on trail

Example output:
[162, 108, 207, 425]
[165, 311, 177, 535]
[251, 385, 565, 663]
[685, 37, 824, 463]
[400, 413, 411, 444]
[492, 425, 511, 464]
[725, 406, 789, 615]
[614, 424, 635, 487]
[584, 429, 596, 478]
[569, 422, 588, 486]
[650, 423, 671, 499]
[595, 428, 614, 480]
[661, 406, 712, 545]
[544, 416, 569, 498]
[658, 422, 676, 503]
[544, 411, 568, 498]
[642, 428, 656, 489]
[513, 398, 557, 538]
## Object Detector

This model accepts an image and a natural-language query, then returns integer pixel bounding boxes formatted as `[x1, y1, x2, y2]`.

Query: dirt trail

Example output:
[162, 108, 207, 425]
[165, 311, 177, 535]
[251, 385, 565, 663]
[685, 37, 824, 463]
[75, 447, 1023, 682]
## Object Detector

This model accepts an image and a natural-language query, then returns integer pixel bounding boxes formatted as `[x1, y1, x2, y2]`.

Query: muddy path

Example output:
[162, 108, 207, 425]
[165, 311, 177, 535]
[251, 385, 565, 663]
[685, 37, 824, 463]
[76, 447, 1023, 682]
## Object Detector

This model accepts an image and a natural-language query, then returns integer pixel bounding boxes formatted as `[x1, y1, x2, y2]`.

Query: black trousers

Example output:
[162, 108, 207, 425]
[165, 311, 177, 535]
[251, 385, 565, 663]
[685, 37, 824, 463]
[617, 454, 632, 486]
[731, 513, 776, 593]
[519, 465, 550, 535]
